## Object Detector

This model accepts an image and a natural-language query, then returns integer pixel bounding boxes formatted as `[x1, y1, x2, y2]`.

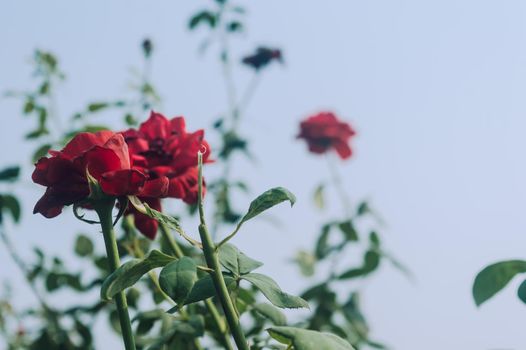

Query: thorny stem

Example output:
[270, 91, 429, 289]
[94, 199, 136, 350]
[197, 152, 249, 350]
[159, 223, 234, 350]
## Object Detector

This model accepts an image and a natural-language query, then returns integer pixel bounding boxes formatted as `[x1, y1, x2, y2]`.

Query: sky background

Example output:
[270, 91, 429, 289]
[2, 1, 526, 349]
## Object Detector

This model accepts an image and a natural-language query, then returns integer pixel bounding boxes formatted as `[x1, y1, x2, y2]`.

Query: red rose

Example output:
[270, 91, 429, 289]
[242, 47, 283, 70]
[297, 112, 356, 160]
[121, 111, 211, 238]
[32, 131, 146, 218]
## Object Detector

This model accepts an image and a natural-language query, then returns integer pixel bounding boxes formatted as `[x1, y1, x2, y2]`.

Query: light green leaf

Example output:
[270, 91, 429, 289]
[241, 273, 308, 309]
[313, 183, 325, 210]
[101, 250, 175, 301]
[74, 234, 94, 257]
[253, 303, 287, 326]
[294, 250, 316, 277]
[219, 243, 263, 276]
[473, 260, 526, 306]
[267, 326, 355, 350]
[159, 257, 198, 305]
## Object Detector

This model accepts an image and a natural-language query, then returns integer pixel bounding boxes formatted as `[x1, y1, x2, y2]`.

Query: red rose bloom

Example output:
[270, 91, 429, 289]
[297, 112, 356, 160]
[32, 131, 146, 218]
[242, 47, 283, 70]
[121, 111, 211, 238]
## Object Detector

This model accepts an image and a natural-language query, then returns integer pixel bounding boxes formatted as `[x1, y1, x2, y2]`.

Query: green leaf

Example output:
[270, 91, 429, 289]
[315, 223, 332, 259]
[74, 234, 94, 257]
[0, 166, 20, 182]
[166, 274, 236, 310]
[188, 11, 217, 29]
[473, 260, 526, 306]
[0, 194, 21, 223]
[267, 326, 355, 350]
[518, 279, 526, 304]
[241, 273, 308, 309]
[313, 184, 325, 210]
[87, 102, 108, 112]
[369, 231, 380, 247]
[23, 99, 35, 114]
[338, 220, 358, 241]
[219, 243, 263, 276]
[338, 250, 381, 280]
[32, 144, 52, 162]
[294, 250, 316, 277]
[253, 303, 287, 326]
[101, 250, 175, 300]
[239, 187, 295, 225]
[159, 257, 198, 305]
[357, 201, 370, 216]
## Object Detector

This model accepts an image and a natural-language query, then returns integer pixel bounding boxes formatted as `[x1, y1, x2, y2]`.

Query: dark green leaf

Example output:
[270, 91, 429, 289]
[219, 243, 263, 276]
[181, 274, 236, 306]
[518, 279, 526, 304]
[239, 187, 296, 225]
[253, 303, 287, 325]
[0, 195, 21, 223]
[473, 260, 526, 306]
[101, 250, 175, 300]
[159, 257, 198, 305]
[227, 21, 243, 32]
[0, 166, 20, 182]
[189, 11, 217, 29]
[338, 250, 381, 280]
[338, 220, 358, 241]
[241, 273, 308, 309]
[267, 326, 355, 350]
[315, 224, 332, 259]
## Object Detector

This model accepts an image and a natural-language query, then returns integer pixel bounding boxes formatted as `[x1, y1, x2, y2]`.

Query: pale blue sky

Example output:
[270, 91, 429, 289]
[2, 1, 526, 349]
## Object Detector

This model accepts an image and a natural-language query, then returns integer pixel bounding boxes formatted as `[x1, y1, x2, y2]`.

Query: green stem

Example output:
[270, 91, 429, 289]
[159, 223, 234, 350]
[95, 199, 136, 350]
[197, 153, 249, 350]
[199, 223, 248, 350]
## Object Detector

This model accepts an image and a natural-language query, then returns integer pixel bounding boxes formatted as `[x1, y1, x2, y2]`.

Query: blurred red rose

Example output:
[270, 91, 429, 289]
[242, 47, 283, 70]
[32, 131, 146, 218]
[297, 112, 356, 160]
[121, 111, 211, 238]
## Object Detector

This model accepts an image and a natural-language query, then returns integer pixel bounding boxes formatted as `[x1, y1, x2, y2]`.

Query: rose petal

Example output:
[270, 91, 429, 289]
[139, 177, 169, 197]
[61, 131, 114, 158]
[100, 169, 146, 196]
